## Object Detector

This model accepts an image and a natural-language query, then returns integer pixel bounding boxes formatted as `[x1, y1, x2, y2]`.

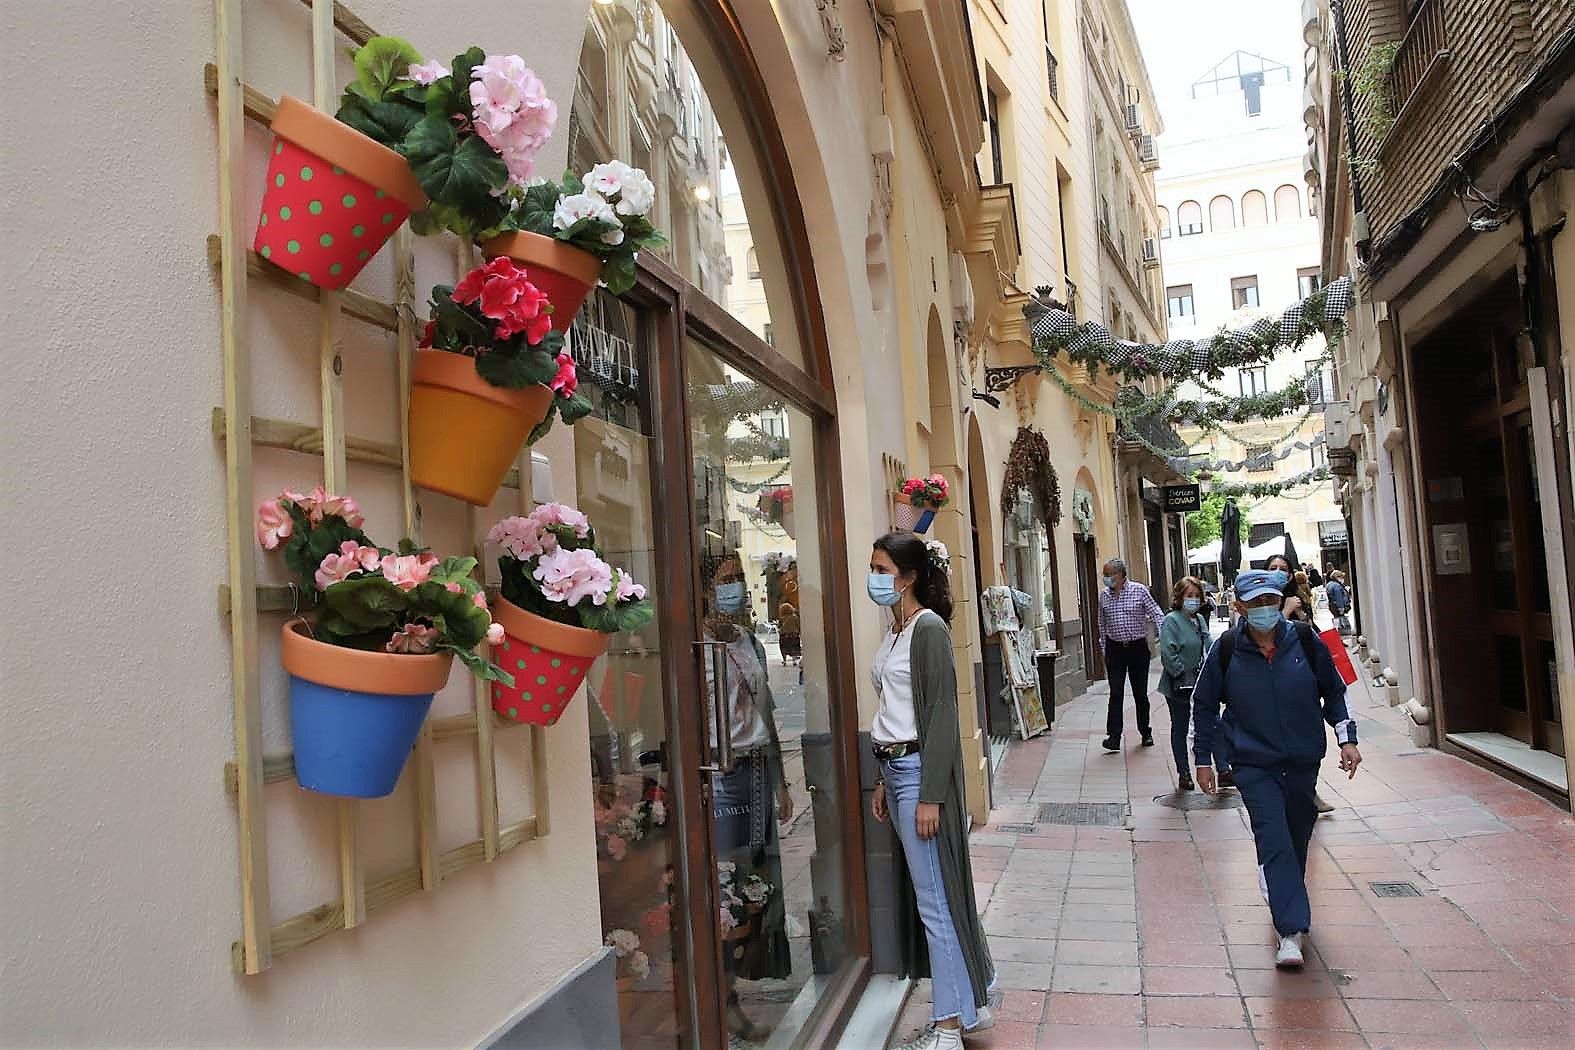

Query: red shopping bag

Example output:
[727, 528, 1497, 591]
[1320, 627, 1359, 686]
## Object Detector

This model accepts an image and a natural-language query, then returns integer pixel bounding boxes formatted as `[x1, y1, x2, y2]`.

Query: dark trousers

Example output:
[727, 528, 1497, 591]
[1167, 691, 1194, 773]
[1234, 764, 1320, 936]
[1104, 638, 1152, 740]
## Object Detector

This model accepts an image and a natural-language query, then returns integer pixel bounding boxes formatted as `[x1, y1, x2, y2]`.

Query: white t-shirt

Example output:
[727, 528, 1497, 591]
[870, 610, 936, 745]
[706, 632, 771, 751]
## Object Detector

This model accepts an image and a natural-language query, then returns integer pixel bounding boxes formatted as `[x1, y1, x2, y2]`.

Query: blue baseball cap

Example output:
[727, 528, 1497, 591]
[1234, 569, 1282, 603]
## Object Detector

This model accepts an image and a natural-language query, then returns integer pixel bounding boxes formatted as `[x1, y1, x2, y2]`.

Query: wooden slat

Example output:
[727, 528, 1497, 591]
[210, 406, 523, 489]
[511, 417, 553, 838]
[224, 751, 297, 792]
[468, 504, 501, 861]
[231, 817, 539, 971]
[203, 62, 277, 124]
[206, 235, 399, 330]
[214, 0, 272, 976]
[294, 0, 377, 45]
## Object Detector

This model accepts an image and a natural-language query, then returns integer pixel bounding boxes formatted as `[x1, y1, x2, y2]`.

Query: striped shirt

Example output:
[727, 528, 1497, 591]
[1098, 582, 1166, 645]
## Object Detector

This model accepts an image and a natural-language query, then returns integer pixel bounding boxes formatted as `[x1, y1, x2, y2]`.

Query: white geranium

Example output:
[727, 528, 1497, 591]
[584, 160, 637, 197]
[605, 928, 641, 957]
[741, 876, 770, 904]
[628, 950, 650, 978]
[616, 815, 641, 841]
[649, 800, 667, 826]
[553, 191, 618, 232]
[601, 226, 626, 246]
[612, 168, 656, 216]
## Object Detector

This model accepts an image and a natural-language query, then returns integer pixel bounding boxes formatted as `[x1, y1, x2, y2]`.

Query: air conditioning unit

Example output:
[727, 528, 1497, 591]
[1140, 134, 1159, 170]
[1324, 400, 1352, 449]
[1141, 238, 1159, 266]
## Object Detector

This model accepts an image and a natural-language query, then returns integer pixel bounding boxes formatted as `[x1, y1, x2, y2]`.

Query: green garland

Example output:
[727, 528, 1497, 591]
[1209, 464, 1332, 498]
[1167, 374, 1312, 427]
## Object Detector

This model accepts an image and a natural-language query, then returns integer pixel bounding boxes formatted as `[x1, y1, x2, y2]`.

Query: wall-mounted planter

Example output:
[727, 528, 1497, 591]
[408, 349, 554, 506]
[280, 618, 451, 798]
[892, 492, 937, 535]
[254, 96, 427, 291]
[489, 597, 608, 726]
[481, 231, 602, 332]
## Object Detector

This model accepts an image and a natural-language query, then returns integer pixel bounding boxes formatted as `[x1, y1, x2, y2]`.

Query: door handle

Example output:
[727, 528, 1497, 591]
[694, 640, 734, 775]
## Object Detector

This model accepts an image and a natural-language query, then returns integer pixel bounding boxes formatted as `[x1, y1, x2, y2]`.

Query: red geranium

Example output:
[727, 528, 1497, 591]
[453, 256, 554, 344]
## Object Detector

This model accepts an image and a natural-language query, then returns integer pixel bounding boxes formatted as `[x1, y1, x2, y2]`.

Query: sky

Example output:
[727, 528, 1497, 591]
[1127, 0, 1306, 135]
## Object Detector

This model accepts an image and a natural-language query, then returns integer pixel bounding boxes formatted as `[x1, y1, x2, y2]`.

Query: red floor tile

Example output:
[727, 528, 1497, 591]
[1140, 966, 1237, 997]
[1244, 995, 1359, 1030]
[1253, 1031, 1368, 1050]
[1143, 995, 1249, 1029]
[1331, 969, 1442, 1000]
[1042, 992, 1143, 1026]
[1143, 1027, 1257, 1049]
[1232, 969, 1341, 1000]
[1137, 941, 1229, 967]
[1035, 1023, 1145, 1048]
[1452, 999, 1575, 1037]
[1344, 998, 1473, 1035]
[995, 989, 1047, 1023]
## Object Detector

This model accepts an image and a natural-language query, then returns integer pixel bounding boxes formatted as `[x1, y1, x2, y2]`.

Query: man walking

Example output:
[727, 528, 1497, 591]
[1097, 558, 1166, 752]
[1192, 569, 1363, 967]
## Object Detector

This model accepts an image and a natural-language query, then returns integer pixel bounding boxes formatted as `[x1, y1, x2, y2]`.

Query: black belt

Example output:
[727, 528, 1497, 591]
[872, 740, 919, 760]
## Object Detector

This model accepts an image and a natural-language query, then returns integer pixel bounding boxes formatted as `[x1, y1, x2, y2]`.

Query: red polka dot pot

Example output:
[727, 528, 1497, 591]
[254, 96, 427, 291]
[480, 231, 603, 332]
[489, 597, 609, 726]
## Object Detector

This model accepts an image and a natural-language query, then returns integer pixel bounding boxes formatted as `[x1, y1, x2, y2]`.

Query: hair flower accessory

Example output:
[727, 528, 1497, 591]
[926, 539, 951, 576]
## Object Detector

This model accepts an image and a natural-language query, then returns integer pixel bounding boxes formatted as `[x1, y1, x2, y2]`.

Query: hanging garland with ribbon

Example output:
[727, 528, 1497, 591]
[1162, 371, 1314, 428]
[1208, 464, 1333, 498]
[1172, 433, 1326, 476]
[1026, 276, 1352, 383]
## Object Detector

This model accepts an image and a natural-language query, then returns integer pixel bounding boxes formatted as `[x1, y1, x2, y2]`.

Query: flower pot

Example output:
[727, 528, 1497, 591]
[253, 96, 427, 291]
[490, 597, 609, 725]
[280, 618, 452, 798]
[409, 349, 555, 506]
[892, 492, 937, 534]
[481, 231, 603, 332]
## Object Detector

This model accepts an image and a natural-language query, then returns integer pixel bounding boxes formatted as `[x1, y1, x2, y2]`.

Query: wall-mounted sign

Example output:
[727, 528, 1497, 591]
[1161, 484, 1201, 513]
[1432, 522, 1471, 575]
[1318, 520, 1348, 547]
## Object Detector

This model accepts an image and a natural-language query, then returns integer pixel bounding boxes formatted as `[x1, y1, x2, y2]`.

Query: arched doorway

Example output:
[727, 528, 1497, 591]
[1072, 470, 1104, 680]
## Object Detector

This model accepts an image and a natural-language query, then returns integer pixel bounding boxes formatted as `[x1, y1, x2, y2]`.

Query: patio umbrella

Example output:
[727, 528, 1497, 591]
[1220, 499, 1241, 586]
[1281, 531, 1302, 573]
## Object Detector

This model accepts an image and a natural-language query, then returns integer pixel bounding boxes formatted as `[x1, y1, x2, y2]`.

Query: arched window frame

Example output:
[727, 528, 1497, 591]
[1209, 194, 1236, 231]
[1274, 184, 1303, 221]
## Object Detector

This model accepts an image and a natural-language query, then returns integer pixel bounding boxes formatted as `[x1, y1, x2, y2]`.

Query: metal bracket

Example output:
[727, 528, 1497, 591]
[984, 365, 1043, 394]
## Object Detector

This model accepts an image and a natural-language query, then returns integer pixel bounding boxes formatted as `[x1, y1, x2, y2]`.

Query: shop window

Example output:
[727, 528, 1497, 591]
[1240, 366, 1269, 396]
[1166, 284, 1194, 320]
[1231, 275, 1260, 309]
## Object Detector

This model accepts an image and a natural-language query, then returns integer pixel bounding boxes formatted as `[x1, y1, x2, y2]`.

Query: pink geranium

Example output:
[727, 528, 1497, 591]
[488, 514, 548, 560]
[614, 570, 647, 603]
[533, 547, 614, 607]
[256, 498, 293, 550]
[468, 55, 557, 184]
[530, 502, 591, 538]
[315, 541, 381, 590]
[380, 552, 438, 591]
[605, 834, 628, 861]
[485, 622, 506, 645]
[385, 623, 439, 654]
[550, 352, 578, 398]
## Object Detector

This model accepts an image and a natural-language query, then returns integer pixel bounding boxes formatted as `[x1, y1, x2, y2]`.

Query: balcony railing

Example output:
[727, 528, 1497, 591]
[1391, 0, 1448, 116]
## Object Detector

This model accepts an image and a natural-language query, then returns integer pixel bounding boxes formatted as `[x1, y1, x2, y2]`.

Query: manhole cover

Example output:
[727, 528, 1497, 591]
[1153, 791, 1244, 811]
[1369, 881, 1423, 898]
[1037, 802, 1128, 826]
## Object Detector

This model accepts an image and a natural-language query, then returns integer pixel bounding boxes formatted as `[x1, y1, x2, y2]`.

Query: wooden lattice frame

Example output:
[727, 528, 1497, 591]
[211, 0, 550, 975]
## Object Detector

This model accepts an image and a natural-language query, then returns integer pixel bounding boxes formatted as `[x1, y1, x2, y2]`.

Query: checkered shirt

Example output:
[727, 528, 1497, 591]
[1098, 582, 1166, 645]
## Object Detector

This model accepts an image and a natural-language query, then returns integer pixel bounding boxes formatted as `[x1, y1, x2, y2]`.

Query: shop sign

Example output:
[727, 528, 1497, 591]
[1318, 519, 1348, 547]
[1161, 484, 1201, 513]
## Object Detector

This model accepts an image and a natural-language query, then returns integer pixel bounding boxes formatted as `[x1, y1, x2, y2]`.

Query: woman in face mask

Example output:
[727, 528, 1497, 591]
[868, 532, 996, 1050]
[1158, 577, 1217, 792]
[1265, 554, 1309, 622]
[702, 555, 793, 1041]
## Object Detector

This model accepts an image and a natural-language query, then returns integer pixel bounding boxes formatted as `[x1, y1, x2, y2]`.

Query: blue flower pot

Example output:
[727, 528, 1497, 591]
[281, 619, 452, 798]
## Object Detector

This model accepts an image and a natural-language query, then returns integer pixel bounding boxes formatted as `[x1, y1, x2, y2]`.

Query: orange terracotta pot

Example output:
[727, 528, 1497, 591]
[481, 231, 603, 332]
[253, 96, 427, 291]
[490, 597, 609, 725]
[408, 349, 555, 506]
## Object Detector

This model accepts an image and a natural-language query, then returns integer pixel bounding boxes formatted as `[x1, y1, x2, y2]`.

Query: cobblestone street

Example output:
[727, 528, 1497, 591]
[892, 665, 1575, 1049]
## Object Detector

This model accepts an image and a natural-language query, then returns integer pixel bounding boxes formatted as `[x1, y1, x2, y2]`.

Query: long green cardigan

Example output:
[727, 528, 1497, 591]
[890, 612, 996, 1007]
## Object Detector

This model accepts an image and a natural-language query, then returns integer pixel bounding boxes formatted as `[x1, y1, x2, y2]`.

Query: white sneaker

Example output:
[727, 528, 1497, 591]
[893, 1026, 964, 1050]
[1258, 865, 1270, 905]
[1275, 932, 1305, 968]
[964, 1005, 995, 1035]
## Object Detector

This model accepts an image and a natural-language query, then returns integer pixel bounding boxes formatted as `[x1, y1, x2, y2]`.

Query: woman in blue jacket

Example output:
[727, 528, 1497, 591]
[1158, 577, 1212, 792]
[1193, 569, 1363, 968]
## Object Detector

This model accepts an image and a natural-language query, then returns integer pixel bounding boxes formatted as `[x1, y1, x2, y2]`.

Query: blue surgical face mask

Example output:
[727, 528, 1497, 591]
[1183, 598, 1202, 613]
[1270, 570, 1290, 588]
[867, 573, 903, 607]
[714, 581, 747, 614]
[1246, 606, 1282, 631]
[1103, 575, 1116, 590]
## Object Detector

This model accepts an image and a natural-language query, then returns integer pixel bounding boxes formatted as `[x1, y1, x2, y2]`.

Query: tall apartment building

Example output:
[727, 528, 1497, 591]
[1157, 51, 1339, 572]
[1306, 0, 1575, 804]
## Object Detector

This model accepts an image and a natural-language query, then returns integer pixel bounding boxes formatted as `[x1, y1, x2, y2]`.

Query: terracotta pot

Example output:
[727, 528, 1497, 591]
[490, 597, 609, 725]
[408, 349, 555, 506]
[280, 619, 452, 798]
[481, 231, 603, 332]
[892, 491, 937, 535]
[253, 96, 427, 291]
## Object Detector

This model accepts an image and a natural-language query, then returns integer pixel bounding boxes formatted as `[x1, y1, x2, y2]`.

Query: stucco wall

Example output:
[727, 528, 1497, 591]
[2, 3, 607, 1046]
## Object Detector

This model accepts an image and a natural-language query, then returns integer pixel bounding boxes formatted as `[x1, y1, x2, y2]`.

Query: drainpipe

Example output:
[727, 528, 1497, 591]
[1329, 0, 1371, 258]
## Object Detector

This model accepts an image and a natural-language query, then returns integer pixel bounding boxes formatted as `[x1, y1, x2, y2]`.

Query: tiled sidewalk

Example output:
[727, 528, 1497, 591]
[891, 661, 1575, 1049]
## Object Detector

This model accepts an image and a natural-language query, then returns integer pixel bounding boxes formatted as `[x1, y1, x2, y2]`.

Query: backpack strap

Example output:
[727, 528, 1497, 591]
[1215, 628, 1236, 681]
[1292, 620, 1323, 669]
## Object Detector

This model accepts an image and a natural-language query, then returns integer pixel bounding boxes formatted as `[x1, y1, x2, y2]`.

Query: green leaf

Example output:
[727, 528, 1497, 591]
[511, 181, 561, 235]
[526, 409, 557, 446]
[558, 389, 594, 425]
[601, 253, 637, 295]
[446, 646, 515, 686]
[400, 120, 509, 236]
[321, 575, 408, 632]
[353, 36, 424, 101]
[335, 93, 424, 148]
[408, 579, 490, 650]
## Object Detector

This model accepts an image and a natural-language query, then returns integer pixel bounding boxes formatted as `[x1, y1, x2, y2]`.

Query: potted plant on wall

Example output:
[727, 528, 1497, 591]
[257, 486, 510, 798]
[485, 162, 667, 326]
[410, 255, 592, 505]
[254, 36, 557, 289]
[893, 474, 949, 534]
[485, 503, 653, 725]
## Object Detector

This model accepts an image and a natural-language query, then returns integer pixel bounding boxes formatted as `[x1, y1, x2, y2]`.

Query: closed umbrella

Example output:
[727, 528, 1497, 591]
[1281, 532, 1302, 574]
[1220, 499, 1242, 586]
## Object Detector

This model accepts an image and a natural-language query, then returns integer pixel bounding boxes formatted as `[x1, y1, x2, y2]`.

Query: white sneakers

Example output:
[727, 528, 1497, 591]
[893, 1026, 964, 1050]
[965, 1006, 995, 1034]
[1276, 932, 1305, 968]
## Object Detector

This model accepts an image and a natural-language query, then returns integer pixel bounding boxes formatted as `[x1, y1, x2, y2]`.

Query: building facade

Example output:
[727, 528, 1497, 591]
[1157, 51, 1340, 575]
[1306, 0, 1575, 805]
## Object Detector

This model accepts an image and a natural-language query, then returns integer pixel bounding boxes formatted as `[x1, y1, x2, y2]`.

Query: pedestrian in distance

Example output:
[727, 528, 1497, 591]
[868, 532, 996, 1050]
[1192, 569, 1363, 968]
[1097, 557, 1166, 753]
[1326, 570, 1352, 634]
[1158, 576, 1218, 792]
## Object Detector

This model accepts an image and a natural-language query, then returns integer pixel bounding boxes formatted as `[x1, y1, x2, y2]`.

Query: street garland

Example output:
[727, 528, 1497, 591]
[1208, 464, 1333, 498]
[1164, 371, 1313, 427]
[1026, 275, 1352, 383]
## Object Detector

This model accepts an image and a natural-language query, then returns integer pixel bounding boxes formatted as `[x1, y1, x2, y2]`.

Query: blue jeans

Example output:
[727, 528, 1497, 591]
[882, 753, 980, 1028]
